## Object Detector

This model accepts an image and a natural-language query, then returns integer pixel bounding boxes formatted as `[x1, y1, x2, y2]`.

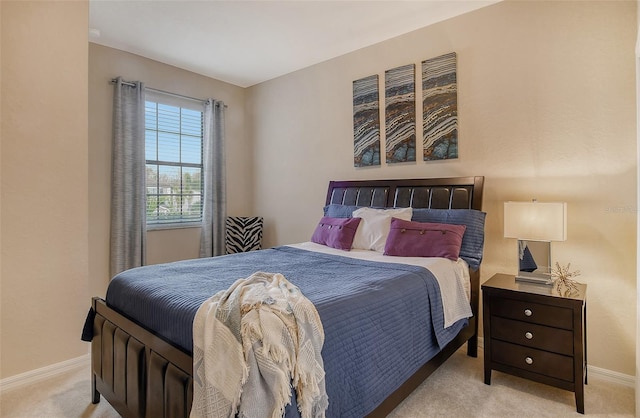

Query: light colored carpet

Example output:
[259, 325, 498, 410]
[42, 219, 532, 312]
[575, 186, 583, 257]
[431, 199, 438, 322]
[387, 348, 634, 418]
[1, 348, 634, 417]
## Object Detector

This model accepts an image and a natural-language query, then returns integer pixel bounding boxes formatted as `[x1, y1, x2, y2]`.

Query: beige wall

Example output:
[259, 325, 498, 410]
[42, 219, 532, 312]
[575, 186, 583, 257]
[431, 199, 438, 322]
[247, 1, 637, 375]
[1, 1, 89, 378]
[0, 0, 3, 382]
[636, 0, 640, 406]
[88, 44, 250, 297]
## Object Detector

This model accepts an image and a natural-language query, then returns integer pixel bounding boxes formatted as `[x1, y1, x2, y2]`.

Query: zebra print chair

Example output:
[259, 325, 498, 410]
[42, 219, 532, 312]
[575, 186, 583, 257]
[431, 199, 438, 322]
[225, 216, 264, 254]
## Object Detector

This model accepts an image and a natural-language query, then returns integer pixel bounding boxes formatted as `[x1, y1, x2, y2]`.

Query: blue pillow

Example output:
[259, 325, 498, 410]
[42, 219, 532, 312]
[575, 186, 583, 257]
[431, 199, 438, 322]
[323, 204, 362, 218]
[411, 209, 486, 270]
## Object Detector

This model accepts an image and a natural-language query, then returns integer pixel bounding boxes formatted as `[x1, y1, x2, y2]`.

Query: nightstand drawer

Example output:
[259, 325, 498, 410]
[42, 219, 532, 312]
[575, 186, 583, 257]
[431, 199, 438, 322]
[491, 316, 574, 355]
[491, 298, 573, 329]
[491, 340, 574, 382]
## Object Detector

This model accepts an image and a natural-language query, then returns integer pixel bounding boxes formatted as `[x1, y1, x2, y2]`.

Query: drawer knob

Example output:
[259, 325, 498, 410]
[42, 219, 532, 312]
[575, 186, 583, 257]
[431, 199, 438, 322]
[525, 332, 533, 340]
[524, 309, 533, 317]
[525, 357, 534, 365]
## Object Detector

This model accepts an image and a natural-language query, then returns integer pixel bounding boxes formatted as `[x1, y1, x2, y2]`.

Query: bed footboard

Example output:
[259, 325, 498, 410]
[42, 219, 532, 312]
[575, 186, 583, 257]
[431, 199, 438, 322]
[91, 297, 193, 418]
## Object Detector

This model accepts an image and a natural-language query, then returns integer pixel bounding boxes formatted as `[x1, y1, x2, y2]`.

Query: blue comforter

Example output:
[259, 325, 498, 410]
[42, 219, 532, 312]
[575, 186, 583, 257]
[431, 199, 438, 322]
[106, 246, 467, 417]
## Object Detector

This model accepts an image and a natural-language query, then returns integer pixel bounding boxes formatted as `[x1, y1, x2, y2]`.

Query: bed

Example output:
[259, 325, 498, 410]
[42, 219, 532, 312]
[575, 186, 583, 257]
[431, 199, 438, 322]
[89, 176, 485, 418]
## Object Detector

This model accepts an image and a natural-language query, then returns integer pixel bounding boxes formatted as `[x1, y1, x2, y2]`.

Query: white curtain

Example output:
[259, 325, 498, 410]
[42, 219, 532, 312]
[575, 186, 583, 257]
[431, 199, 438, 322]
[110, 77, 146, 277]
[200, 99, 227, 257]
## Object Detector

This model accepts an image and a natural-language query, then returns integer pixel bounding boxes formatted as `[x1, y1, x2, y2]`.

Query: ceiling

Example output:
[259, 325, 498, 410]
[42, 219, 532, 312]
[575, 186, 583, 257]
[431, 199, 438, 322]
[89, 0, 499, 88]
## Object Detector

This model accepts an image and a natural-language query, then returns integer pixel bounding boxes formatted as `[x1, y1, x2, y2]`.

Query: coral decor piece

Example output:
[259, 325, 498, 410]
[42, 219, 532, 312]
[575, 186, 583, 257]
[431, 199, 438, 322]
[551, 262, 581, 296]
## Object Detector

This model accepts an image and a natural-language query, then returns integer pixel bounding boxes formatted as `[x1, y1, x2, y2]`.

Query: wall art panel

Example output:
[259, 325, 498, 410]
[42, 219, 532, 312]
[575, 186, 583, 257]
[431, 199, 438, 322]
[385, 64, 416, 163]
[422, 52, 458, 160]
[353, 75, 380, 167]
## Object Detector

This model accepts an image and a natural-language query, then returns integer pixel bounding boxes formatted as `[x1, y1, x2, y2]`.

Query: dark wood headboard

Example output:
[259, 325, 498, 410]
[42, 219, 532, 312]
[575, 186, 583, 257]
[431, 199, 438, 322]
[326, 176, 484, 211]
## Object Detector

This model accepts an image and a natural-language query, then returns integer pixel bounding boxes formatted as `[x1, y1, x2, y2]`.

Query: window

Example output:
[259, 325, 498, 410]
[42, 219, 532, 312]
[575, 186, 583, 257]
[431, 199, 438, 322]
[145, 98, 204, 226]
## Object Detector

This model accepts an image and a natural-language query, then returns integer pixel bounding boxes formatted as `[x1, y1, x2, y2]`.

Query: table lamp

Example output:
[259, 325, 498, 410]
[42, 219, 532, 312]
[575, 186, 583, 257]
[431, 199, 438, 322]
[504, 200, 567, 285]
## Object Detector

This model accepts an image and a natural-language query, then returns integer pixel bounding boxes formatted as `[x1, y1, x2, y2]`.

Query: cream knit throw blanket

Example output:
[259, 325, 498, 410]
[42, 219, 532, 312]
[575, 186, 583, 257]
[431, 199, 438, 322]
[191, 271, 328, 418]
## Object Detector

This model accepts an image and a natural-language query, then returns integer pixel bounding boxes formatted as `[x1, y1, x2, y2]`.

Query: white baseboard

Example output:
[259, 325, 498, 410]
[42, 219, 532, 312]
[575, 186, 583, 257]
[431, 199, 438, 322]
[0, 354, 90, 394]
[477, 336, 635, 388]
[588, 364, 636, 388]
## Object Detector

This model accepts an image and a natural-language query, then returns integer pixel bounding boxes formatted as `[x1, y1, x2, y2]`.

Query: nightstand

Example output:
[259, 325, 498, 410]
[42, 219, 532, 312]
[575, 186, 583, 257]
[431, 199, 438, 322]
[482, 273, 587, 414]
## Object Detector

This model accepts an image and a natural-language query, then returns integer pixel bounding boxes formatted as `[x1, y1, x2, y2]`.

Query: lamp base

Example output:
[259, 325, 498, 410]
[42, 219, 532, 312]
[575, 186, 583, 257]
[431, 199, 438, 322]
[515, 271, 553, 286]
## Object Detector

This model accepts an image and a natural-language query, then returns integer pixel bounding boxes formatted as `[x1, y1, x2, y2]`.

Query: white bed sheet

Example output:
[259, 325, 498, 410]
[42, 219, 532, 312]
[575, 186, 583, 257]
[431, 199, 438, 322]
[287, 242, 473, 328]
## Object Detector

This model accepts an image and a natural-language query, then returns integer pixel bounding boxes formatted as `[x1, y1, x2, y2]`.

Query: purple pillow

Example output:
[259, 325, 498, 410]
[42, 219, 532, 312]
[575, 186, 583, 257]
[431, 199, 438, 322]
[384, 218, 466, 260]
[311, 217, 362, 250]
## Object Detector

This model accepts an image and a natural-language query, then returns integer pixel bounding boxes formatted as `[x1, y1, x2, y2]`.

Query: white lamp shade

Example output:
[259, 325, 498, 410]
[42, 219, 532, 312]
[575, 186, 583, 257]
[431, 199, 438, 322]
[504, 201, 567, 241]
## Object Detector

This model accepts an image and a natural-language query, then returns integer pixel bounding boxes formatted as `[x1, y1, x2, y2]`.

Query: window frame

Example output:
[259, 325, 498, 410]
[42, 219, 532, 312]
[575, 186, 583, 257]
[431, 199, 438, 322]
[144, 93, 205, 230]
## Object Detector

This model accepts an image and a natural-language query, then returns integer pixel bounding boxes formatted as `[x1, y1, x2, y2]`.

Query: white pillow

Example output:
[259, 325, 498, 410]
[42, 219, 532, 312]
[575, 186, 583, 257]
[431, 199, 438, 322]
[351, 207, 413, 252]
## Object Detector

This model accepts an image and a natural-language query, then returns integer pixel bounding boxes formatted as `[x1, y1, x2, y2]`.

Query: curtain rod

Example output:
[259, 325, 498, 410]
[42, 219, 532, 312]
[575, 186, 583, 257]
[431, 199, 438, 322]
[110, 78, 227, 107]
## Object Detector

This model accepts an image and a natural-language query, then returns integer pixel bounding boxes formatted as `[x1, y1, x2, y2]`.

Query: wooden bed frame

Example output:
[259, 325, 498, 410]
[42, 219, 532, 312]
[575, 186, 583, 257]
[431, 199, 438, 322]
[91, 176, 484, 418]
